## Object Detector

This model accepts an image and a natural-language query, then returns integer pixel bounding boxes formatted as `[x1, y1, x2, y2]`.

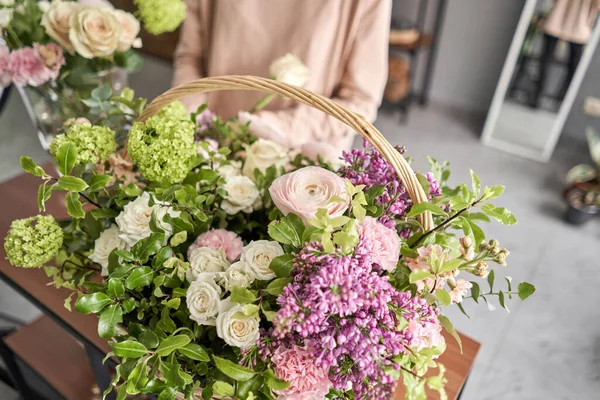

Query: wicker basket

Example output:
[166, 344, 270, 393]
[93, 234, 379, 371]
[139, 75, 434, 398]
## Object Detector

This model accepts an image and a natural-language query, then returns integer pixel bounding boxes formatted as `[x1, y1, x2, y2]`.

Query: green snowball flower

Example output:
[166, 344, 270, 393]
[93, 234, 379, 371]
[4, 215, 64, 268]
[49, 123, 116, 165]
[128, 113, 196, 185]
[156, 101, 189, 121]
[135, 0, 186, 35]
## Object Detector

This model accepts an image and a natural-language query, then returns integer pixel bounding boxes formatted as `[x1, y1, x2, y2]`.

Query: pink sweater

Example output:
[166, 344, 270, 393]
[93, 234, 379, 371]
[172, 0, 391, 151]
[544, 0, 599, 44]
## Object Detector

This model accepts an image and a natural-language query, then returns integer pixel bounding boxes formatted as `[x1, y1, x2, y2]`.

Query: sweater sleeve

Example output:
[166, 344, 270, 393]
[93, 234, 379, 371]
[257, 0, 391, 150]
[172, 0, 208, 110]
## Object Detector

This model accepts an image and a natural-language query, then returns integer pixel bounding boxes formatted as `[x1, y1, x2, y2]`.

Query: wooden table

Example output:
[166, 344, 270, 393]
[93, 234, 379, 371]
[0, 164, 480, 399]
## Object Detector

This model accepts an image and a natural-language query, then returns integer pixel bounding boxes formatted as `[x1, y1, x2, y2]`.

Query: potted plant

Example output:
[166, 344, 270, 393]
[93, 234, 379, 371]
[565, 127, 600, 224]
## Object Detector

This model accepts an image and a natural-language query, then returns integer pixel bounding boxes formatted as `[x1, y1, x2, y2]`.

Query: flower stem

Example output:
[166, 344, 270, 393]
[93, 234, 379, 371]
[250, 93, 276, 113]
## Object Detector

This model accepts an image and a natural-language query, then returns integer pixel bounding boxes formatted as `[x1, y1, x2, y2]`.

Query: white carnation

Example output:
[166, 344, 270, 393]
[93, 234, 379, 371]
[89, 224, 128, 276]
[216, 298, 260, 349]
[221, 175, 260, 215]
[241, 240, 283, 281]
[218, 261, 254, 291]
[186, 247, 230, 282]
[186, 273, 222, 326]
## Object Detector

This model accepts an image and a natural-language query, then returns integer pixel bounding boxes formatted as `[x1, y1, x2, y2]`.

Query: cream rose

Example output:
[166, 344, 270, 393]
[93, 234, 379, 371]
[242, 139, 289, 182]
[69, 7, 121, 58]
[115, 192, 154, 247]
[41, 1, 83, 53]
[218, 261, 255, 291]
[186, 247, 230, 283]
[269, 53, 309, 87]
[216, 160, 242, 180]
[221, 175, 260, 215]
[241, 240, 283, 281]
[216, 298, 260, 348]
[0, 8, 13, 28]
[269, 166, 349, 224]
[186, 273, 222, 326]
[89, 224, 128, 276]
[113, 9, 141, 52]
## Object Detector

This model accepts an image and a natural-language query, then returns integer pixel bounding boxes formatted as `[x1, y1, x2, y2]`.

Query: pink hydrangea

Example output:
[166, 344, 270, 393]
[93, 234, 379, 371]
[35, 43, 65, 81]
[271, 345, 332, 400]
[188, 229, 243, 262]
[9, 47, 50, 87]
[357, 216, 400, 272]
[0, 45, 11, 88]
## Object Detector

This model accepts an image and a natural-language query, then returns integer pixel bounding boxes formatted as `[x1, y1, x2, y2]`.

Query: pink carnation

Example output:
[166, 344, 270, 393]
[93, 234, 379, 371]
[0, 45, 11, 88]
[271, 345, 332, 400]
[357, 216, 401, 272]
[9, 47, 50, 87]
[405, 318, 444, 351]
[35, 43, 65, 81]
[188, 229, 243, 262]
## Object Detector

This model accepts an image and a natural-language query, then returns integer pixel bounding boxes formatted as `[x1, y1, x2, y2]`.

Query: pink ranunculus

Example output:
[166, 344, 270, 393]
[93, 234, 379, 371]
[35, 43, 65, 81]
[9, 47, 50, 87]
[448, 278, 473, 304]
[0, 45, 11, 87]
[358, 216, 400, 271]
[271, 345, 332, 400]
[269, 166, 349, 225]
[188, 229, 243, 262]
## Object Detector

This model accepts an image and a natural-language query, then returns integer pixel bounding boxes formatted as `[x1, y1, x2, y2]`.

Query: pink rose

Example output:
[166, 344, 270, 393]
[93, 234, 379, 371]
[35, 43, 65, 81]
[358, 216, 400, 272]
[188, 229, 243, 262]
[269, 166, 349, 224]
[271, 345, 332, 400]
[9, 47, 50, 87]
[0, 45, 11, 87]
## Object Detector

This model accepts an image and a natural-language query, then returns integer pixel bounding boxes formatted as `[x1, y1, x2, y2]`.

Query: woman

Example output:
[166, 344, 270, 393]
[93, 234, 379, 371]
[172, 0, 391, 154]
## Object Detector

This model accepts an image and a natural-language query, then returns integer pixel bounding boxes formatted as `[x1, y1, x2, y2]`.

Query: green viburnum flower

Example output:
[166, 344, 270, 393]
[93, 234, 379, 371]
[156, 101, 189, 120]
[4, 215, 64, 268]
[135, 0, 186, 35]
[128, 113, 196, 184]
[49, 123, 116, 165]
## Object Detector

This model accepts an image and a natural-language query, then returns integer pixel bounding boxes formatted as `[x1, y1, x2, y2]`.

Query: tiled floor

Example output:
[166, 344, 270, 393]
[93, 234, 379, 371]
[1, 56, 599, 399]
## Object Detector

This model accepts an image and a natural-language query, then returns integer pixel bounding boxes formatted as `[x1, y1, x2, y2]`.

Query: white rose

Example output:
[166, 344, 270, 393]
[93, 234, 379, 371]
[112, 10, 140, 52]
[269, 53, 309, 87]
[41, 1, 83, 53]
[218, 261, 254, 291]
[186, 247, 230, 283]
[216, 298, 260, 349]
[242, 138, 289, 182]
[89, 224, 128, 276]
[241, 240, 283, 281]
[216, 160, 242, 180]
[186, 273, 222, 326]
[0, 0, 15, 7]
[221, 175, 260, 215]
[115, 192, 154, 247]
[69, 7, 121, 58]
[37, 1, 51, 12]
[0, 8, 13, 28]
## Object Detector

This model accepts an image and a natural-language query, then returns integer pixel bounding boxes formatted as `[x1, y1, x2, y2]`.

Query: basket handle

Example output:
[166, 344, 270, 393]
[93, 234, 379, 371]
[138, 75, 434, 230]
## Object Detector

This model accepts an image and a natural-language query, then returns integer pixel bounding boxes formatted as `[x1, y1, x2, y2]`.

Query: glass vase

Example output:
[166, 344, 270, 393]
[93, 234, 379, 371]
[17, 67, 128, 150]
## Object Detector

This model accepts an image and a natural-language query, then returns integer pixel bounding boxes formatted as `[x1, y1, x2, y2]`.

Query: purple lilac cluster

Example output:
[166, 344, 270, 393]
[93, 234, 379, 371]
[338, 142, 441, 228]
[260, 243, 441, 399]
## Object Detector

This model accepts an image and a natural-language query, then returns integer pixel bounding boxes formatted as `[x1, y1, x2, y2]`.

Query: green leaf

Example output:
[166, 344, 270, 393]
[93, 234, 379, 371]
[56, 142, 77, 175]
[469, 169, 481, 197]
[268, 217, 302, 247]
[107, 278, 125, 298]
[157, 387, 177, 400]
[152, 247, 173, 268]
[230, 286, 257, 304]
[406, 202, 447, 218]
[75, 292, 111, 314]
[88, 174, 112, 191]
[487, 269, 495, 292]
[212, 381, 235, 397]
[498, 291, 508, 312]
[481, 185, 505, 201]
[416, 172, 431, 195]
[37, 182, 52, 212]
[170, 230, 187, 247]
[212, 356, 256, 381]
[470, 281, 480, 303]
[65, 192, 85, 219]
[125, 266, 154, 290]
[409, 269, 434, 283]
[156, 334, 191, 357]
[110, 340, 148, 358]
[114, 249, 135, 262]
[264, 277, 293, 296]
[264, 368, 291, 390]
[438, 259, 463, 274]
[438, 315, 462, 353]
[132, 232, 164, 263]
[98, 304, 123, 338]
[436, 289, 452, 306]
[179, 343, 210, 362]
[57, 175, 89, 192]
[20, 156, 45, 177]
[126, 356, 149, 394]
[517, 282, 536, 300]
[269, 254, 295, 278]
[139, 329, 159, 349]
[465, 219, 486, 247]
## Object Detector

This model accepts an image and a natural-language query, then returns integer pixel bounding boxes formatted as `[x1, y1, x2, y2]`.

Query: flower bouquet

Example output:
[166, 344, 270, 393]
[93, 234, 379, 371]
[0, 0, 185, 148]
[3, 76, 535, 400]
